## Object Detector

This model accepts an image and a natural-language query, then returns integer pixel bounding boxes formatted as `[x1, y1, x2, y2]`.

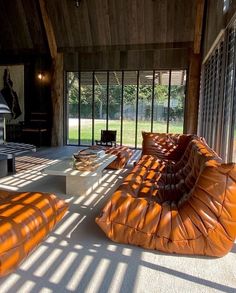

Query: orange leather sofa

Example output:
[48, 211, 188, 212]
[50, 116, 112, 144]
[96, 133, 236, 257]
[0, 190, 68, 276]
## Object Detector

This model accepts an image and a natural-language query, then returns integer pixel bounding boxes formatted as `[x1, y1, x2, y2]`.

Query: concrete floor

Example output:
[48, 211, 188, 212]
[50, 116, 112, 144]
[0, 147, 235, 293]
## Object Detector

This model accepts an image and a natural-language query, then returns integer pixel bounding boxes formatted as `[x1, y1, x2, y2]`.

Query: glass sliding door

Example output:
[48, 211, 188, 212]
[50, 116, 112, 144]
[137, 71, 153, 147]
[66, 72, 79, 145]
[66, 69, 187, 149]
[153, 71, 169, 133]
[123, 71, 138, 147]
[80, 72, 93, 145]
[108, 71, 122, 144]
[199, 23, 236, 162]
[94, 72, 107, 142]
[169, 70, 186, 133]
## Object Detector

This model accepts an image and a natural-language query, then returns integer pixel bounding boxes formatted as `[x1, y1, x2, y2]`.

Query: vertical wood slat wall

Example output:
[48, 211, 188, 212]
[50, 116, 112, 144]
[199, 23, 236, 162]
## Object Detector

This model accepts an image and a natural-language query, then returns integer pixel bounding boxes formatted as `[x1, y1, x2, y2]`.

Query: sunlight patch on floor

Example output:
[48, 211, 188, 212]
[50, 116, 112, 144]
[34, 248, 63, 277]
[66, 255, 94, 291]
[49, 251, 78, 284]
[85, 258, 111, 292]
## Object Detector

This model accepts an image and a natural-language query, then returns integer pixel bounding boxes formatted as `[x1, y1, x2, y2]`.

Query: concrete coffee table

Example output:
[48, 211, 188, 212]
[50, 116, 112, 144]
[42, 154, 116, 196]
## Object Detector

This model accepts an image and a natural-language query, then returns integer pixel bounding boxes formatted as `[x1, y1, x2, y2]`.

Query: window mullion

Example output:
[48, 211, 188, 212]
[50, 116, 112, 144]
[120, 71, 124, 146]
[167, 70, 171, 133]
[78, 71, 81, 145]
[151, 70, 155, 132]
[135, 71, 139, 148]
[106, 71, 109, 130]
[92, 71, 95, 145]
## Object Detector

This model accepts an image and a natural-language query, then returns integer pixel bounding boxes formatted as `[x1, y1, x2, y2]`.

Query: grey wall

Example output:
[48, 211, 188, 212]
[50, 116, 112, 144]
[203, 0, 236, 59]
[203, 0, 224, 58]
[64, 49, 189, 71]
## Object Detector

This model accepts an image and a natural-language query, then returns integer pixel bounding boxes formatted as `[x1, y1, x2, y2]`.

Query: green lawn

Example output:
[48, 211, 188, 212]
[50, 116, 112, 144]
[68, 119, 183, 147]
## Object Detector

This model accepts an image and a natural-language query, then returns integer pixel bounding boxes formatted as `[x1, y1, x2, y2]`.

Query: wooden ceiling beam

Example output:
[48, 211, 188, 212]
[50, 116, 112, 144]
[38, 0, 64, 146]
[39, 0, 57, 58]
[193, 0, 205, 54]
[184, 0, 205, 133]
[58, 42, 193, 53]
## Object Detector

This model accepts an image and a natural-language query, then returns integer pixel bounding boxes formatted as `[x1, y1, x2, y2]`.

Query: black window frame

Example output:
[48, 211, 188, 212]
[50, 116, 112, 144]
[65, 69, 187, 148]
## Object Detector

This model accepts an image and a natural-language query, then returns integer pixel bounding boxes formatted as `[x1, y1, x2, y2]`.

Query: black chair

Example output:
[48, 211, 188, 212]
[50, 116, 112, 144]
[95, 130, 117, 147]
[21, 112, 50, 147]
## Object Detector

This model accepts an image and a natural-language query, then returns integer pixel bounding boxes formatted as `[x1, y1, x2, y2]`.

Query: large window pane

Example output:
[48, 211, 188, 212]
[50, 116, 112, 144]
[66, 69, 186, 148]
[67, 72, 79, 145]
[137, 71, 152, 147]
[94, 72, 107, 142]
[123, 71, 137, 147]
[153, 71, 169, 133]
[169, 70, 186, 133]
[199, 26, 236, 162]
[80, 72, 93, 145]
[108, 72, 122, 144]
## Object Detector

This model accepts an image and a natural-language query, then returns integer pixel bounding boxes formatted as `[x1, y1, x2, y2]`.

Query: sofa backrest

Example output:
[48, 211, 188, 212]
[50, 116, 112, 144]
[142, 132, 198, 161]
[169, 138, 221, 172]
[158, 139, 221, 203]
[177, 140, 219, 192]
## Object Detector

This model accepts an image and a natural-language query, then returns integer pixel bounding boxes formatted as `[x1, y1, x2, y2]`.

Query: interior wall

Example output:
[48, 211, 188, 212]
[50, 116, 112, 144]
[24, 57, 52, 122]
[0, 65, 24, 124]
[64, 49, 189, 71]
[203, 0, 236, 59]
[203, 0, 224, 58]
[0, 54, 53, 145]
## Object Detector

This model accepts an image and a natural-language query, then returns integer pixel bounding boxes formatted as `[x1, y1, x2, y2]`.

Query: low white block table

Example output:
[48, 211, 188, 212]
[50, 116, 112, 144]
[42, 154, 117, 196]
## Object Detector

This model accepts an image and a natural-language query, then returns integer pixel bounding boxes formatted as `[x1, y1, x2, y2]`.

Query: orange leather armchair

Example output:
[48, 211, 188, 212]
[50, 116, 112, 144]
[0, 190, 68, 276]
[96, 135, 236, 257]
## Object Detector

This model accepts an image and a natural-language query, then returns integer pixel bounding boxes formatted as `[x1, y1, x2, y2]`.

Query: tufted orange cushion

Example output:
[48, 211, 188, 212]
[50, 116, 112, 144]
[142, 132, 198, 162]
[96, 137, 236, 256]
[0, 190, 68, 276]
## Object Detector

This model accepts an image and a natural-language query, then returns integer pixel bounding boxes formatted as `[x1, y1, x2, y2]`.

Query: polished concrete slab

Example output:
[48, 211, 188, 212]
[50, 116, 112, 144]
[0, 146, 235, 293]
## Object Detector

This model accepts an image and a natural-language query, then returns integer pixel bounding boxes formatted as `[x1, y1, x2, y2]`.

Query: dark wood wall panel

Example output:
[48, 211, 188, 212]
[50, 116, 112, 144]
[203, 0, 236, 59]
[46, 0, 196, 50]
[64, 49, 189, 71]
[0, 54, 52, 126]
[0, 0, 197, 63]
[0, 0, 48, 53]
[203, 0, 224, 58]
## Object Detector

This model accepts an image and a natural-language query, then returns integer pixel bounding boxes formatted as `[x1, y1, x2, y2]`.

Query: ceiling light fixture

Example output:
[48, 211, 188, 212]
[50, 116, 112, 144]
[37, 72, 45, 81]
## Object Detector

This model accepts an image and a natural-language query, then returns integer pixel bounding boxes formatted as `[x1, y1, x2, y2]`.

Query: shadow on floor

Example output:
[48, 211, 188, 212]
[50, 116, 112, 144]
[0, 150, 235, 293]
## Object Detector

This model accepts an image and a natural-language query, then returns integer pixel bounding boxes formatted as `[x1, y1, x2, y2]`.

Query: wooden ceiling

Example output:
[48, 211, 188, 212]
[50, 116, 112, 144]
[0, 0, 197, 55]
[0, 0, 48, 54]
[48, 0, 197, 52]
